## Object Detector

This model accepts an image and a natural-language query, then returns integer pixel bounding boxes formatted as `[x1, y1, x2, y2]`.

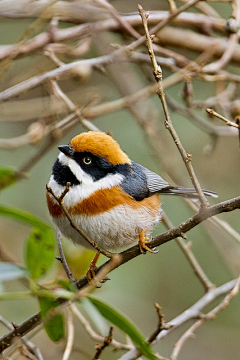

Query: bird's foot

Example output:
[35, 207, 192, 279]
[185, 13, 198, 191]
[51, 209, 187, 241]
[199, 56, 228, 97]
[139, 229, 158, 254]
[86, 252, 100, 287]
[86, 252, 110, 287]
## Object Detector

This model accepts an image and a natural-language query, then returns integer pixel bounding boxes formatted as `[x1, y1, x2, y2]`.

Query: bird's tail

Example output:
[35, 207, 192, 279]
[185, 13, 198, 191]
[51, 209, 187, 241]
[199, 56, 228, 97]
[159, 186, 218, 198]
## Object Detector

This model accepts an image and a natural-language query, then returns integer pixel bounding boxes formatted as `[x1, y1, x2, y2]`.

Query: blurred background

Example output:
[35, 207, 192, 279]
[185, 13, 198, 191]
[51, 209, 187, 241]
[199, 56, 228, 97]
[0, 0, 240, 359]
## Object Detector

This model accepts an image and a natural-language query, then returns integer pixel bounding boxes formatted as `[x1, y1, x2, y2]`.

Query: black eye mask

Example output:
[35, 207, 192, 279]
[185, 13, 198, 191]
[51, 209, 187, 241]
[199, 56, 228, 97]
[72, 152, 131, 182]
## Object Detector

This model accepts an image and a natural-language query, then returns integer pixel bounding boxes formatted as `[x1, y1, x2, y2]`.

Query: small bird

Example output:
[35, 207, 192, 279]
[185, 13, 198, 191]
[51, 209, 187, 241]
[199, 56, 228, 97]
[47, 131, 216, 276]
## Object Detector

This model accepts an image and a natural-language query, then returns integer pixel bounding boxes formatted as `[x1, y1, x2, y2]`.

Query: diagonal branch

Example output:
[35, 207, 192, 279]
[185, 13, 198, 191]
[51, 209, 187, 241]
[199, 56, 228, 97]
[0, 195, 239, 353]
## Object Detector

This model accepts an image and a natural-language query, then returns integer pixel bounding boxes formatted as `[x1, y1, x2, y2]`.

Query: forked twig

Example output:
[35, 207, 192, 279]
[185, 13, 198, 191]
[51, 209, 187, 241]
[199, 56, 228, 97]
[171, 277, 240, 360]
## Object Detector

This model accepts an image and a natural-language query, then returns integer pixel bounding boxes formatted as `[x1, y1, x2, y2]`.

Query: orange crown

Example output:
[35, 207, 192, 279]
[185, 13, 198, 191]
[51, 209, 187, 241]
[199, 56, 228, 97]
[70, 132, 131, 165]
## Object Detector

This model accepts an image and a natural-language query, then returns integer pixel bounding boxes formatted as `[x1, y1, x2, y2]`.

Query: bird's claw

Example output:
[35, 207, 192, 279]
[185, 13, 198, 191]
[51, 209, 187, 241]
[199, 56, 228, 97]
[86, 252, 110, 287]
[139, 230, 158, 254]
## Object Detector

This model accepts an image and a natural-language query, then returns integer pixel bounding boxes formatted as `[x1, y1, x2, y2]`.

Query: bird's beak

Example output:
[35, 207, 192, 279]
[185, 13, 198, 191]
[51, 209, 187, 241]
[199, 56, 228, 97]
[58, 145, 75, 158]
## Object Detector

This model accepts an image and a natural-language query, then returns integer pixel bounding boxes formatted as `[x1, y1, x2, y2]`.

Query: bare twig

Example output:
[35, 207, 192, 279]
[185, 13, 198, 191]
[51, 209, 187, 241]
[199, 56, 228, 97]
[206, 108, 240, 129]
[92, 326, 113, 360]
[162, 212, 214, 291]
[70, 304, 132, 350]
[56, 228, 76, 283]
[0, 53, 122, 102]
[203, 0, 240, 73]
[147, 303, 172, 344]
[0, 316, 43, 360]
[138, 4, 209, 208]
[95, 0, 141, 39]
[50, 80, 100, 132]
[77, 254, 122, 298]
[62, 308, 74, 360]
[1, 191, 240, 353]
[118, 278, 239, 360]
[170, 277, 240, 360]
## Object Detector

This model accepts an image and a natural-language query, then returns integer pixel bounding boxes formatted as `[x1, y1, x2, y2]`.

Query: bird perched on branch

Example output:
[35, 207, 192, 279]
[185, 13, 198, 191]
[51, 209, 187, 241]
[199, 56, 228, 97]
[46, 131, 217, 278]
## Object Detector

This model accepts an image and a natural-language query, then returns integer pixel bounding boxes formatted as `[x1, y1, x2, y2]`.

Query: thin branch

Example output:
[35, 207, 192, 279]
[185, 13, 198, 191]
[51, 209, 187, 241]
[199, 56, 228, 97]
[95, 0, 141, 39]
[0, 316, 43, 360]
[206, 108, 240, 129]
[56, 228, 76, 283]
[147, 303, 172, 344]
[62, 308, 74, 360]
[170, 277, 240, 360]
[162, 212, 214, 291]
[50, 80, 100, 132]
[203, 0, 240, 73]
[0, 53, 122, 102]
[118, 278, 239, 360]
[92, 326, 113, 360]
[0, 192, 240, 353]
[70, 304, 132, 351]
[138, 4, 209, 208]
[0, 11, 227, 61]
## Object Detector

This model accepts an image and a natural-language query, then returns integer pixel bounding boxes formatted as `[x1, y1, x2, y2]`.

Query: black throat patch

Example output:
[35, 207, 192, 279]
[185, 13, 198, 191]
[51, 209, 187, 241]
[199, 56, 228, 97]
[52, 158, 80, 186]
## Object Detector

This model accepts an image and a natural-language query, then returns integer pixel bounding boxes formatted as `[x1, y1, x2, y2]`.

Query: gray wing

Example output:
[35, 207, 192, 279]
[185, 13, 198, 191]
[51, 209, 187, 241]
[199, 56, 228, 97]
[120, 161, 170, 201]
[120, 161, 218, 200]
[143, 166, 170, 194]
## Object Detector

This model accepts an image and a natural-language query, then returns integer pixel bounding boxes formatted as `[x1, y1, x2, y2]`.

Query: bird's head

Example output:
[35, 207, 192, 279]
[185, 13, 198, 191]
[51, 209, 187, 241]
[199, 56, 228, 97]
[54, 131, 131, 188]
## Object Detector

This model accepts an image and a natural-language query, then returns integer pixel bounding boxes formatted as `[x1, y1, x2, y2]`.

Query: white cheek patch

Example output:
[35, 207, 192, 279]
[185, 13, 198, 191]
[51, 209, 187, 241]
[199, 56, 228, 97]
[55, 153, 124, 205]
[58, 153, 93, 184]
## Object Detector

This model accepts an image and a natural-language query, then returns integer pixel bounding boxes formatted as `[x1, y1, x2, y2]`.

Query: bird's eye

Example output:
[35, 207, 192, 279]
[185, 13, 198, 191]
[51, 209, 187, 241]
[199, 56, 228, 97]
[83, 156, 92, 165]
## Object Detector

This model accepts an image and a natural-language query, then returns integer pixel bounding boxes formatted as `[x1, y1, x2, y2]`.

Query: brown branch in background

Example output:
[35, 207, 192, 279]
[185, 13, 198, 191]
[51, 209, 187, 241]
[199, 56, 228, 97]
[92, 326, 114, 360]
[161, 212, 214, 291]
[62, 308, 74, 360]
[0, 316, 43, 360]
[116, 278, 239, 360]
[56, 227, 76, 283]
[0, 195, 239, 354]
[70, 304, 132, 351]
[147, 303, 172, 344]
[138, 4, 209, 208]
[128, 0, 202, 53]
[0, 53, 122, 102]
[206, 108, 240, 129]
[49, 80, 100, 132]
[203, 0, 240, 73]
[95, 0, 141, 39]
[170, 277, 240, 360]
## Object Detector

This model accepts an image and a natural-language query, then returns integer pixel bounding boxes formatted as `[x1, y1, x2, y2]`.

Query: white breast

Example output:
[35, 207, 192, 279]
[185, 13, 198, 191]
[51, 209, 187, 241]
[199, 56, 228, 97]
[52, 204, 161, 252]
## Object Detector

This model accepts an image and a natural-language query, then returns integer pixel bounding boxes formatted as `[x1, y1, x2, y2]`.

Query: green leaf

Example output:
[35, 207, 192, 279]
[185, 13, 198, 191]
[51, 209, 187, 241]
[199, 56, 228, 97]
[81, 298, 108, 336]
[0, 205, 50, 230]
[88, 297, 157, 360]
[39, 296, 64, 342]
[25, 227, 55, 279]
[0, 263, 27, 282]
[0, 168, 19, 190]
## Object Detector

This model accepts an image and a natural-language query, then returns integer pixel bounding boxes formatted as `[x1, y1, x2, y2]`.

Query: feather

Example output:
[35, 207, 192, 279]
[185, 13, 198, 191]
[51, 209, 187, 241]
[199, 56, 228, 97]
[121, 161, 217, 200]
